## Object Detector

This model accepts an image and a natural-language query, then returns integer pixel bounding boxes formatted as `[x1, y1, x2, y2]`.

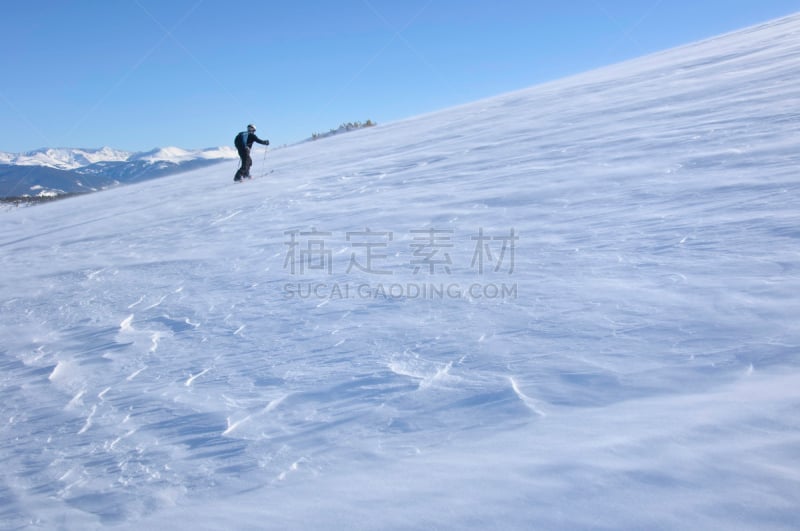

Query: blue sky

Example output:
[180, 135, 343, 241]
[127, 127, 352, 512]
[1, 0, 798, 153]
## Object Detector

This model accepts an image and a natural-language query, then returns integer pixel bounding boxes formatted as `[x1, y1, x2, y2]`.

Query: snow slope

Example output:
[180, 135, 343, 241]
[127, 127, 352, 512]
[1, 13, 800, 530]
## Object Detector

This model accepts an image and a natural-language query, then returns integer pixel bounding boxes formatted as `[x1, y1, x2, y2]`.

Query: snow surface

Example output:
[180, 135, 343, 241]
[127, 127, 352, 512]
[2, 13, 800, 530]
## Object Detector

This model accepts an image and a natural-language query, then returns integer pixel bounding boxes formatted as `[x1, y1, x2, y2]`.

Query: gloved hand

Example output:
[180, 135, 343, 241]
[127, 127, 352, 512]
[265, 140, 270, 146]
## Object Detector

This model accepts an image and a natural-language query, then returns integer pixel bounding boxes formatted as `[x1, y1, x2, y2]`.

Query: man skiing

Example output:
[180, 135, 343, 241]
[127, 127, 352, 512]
[234, 124, 269, 181]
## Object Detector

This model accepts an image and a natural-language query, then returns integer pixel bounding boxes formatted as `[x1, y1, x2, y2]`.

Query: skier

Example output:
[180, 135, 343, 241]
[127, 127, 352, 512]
[234, 124, 269, 181]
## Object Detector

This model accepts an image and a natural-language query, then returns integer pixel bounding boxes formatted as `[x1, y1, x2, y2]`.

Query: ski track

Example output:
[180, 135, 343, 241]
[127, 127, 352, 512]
[1, 14, 800, 530]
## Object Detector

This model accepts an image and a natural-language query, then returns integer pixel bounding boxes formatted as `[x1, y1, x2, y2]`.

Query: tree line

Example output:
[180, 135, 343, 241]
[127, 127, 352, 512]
[311, 120, 376, 141]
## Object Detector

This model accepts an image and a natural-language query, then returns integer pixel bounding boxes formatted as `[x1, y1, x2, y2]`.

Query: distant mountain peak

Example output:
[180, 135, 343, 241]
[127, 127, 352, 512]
[0, 145, 239, 200]
[0, 146, 237, 171]
[130, 146, 238, 164]
[0, 146, 132, 170]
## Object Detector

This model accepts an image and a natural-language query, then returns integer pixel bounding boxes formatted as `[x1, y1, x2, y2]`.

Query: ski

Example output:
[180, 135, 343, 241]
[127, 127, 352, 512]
[233, 169, 273, 183]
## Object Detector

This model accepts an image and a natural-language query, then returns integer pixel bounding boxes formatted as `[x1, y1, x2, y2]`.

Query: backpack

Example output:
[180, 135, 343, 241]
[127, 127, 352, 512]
[234, 131, 248, 151]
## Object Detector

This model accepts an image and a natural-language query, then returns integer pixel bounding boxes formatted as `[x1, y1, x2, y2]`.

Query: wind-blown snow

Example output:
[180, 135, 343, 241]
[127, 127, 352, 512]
[1, 14, 800, 530]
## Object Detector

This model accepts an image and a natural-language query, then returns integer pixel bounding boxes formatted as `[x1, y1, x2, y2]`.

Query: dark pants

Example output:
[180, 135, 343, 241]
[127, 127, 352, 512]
[235, 149, 252, 180]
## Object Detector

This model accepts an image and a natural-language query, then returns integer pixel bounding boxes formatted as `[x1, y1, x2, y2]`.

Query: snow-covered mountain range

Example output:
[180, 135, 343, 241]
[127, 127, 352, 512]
[0, 147, 132, 170]
[0, 146, 237, 198]
[1, 13, 799, 531]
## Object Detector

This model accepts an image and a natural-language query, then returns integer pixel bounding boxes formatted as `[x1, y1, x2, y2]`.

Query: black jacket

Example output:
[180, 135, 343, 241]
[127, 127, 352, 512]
[234, 131, 269, 153]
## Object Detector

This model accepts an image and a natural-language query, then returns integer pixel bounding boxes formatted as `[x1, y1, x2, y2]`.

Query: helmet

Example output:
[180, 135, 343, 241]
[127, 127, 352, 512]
[247, 124, 256, 132]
